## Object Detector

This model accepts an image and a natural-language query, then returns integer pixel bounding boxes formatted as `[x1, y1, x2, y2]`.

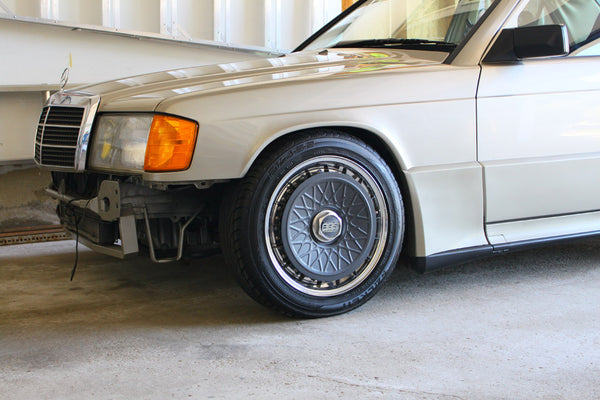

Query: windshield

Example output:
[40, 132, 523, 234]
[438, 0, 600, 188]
[300, 0, 497, 52]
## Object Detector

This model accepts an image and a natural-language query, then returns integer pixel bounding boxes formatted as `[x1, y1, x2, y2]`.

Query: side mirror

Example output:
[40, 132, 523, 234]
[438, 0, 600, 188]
[484, 24, 569, 63]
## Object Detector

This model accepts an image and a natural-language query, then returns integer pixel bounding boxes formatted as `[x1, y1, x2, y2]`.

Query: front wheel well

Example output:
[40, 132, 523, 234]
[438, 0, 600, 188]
[219, 129, 405, 316]
[245, 126, 415, 259]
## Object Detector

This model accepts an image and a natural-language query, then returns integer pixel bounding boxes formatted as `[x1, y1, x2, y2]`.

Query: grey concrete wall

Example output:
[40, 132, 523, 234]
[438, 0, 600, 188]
[0, 163, 58, 230]
[0, 92, 46, 162]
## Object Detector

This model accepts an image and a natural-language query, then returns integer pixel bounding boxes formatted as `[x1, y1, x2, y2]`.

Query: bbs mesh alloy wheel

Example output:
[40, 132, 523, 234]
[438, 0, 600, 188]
[221, 131, 404, 317]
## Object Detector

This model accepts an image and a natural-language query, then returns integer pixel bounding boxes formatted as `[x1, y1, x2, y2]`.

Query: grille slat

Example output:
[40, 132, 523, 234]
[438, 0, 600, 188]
[41, 147, 77, 167]
[39, 126, 80, 146]
[35, 106, 86, 168]
[45, 108, 85, 126]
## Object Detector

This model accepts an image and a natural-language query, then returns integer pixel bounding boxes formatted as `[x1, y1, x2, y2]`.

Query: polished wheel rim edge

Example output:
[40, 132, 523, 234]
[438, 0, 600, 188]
[264, 155, 389, 297]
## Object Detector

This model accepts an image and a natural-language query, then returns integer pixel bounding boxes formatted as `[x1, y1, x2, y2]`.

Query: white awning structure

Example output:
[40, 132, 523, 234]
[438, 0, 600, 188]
[0, 0, 341, 162]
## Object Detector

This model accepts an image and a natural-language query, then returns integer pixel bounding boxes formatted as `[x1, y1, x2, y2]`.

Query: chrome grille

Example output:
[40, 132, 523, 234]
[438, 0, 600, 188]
[35, 106, 86, 169]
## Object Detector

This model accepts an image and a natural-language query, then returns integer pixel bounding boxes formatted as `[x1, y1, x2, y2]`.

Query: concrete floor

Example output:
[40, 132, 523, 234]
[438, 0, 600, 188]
[1, 239, 599, 400]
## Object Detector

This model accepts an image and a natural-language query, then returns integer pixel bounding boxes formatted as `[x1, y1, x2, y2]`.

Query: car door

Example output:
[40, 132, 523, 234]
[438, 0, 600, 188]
[477, 0, 600, 245]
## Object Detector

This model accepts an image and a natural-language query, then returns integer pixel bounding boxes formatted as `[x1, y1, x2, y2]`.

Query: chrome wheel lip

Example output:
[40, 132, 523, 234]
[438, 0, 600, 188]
[265, 155, 389, 298]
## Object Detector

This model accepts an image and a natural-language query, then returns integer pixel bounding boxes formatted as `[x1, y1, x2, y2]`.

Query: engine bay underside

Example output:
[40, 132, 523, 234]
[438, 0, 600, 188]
[50, 172, 222, 262]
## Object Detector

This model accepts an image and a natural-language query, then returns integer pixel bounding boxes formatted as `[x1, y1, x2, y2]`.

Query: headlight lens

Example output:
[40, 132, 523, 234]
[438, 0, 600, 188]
[89, 114, 198, 173]
[89, 114, 153, 172]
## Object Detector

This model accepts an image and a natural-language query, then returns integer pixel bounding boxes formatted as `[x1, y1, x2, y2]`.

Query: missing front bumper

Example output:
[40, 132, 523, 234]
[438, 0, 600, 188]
[49, 180, 140, 259]
[48, 179, 210, 262]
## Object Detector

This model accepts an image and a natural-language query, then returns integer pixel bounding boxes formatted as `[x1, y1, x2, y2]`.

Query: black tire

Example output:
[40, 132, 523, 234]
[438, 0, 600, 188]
[220, 131, 404, 317]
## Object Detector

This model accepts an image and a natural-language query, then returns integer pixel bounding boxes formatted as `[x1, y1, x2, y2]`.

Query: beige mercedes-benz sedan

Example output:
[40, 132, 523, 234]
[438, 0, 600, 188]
[34, 0, 600, 316]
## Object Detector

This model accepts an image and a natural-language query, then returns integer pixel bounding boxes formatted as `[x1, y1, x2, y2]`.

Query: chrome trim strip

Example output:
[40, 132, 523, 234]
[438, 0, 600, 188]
[40, 124, 82, 129]
[560, 25, 570, 55]
[37, 144, 78, 149]
[36, 107, 49, 165]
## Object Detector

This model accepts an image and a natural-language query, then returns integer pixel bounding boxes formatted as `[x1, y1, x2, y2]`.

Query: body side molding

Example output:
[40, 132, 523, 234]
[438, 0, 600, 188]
[412, 230, 600, 273]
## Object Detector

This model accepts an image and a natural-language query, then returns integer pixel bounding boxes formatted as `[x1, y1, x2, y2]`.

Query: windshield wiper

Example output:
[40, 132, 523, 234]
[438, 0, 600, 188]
[331, 38, 457, 51]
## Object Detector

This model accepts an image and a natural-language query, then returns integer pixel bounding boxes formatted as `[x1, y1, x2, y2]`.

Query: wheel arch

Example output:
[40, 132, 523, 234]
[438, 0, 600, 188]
[239, 124, 417, 259]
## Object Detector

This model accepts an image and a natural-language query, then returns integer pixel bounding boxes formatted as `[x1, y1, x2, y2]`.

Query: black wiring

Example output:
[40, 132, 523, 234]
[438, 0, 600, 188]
[67, 198, 93, 281]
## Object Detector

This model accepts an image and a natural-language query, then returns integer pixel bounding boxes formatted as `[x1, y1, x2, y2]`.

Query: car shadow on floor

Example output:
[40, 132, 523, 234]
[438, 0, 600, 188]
[0, 242, 286, 331]
[384, 237, 600, 302]
[1, 238, 599, 332]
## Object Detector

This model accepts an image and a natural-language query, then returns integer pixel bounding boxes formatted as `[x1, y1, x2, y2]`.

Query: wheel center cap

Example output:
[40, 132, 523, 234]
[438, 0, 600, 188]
[312, 210, 343, 244]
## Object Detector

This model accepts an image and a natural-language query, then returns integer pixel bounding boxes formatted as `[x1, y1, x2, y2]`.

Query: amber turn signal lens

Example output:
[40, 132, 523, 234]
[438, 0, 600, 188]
[144, 115, 198, 172]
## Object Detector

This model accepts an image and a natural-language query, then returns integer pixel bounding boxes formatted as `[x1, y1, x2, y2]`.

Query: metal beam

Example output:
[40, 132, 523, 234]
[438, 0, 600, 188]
[102, 0, 120, 29]
[0, 225, 69, 246]
[160, 0, 176, 36]
[41, 0, 59, 20]
[213, 0, 230, 43]
[310, 0, 326, 34]
[264, 0, 281, 50]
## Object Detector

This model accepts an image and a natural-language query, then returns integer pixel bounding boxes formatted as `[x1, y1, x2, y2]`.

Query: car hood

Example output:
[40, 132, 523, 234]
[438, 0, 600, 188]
[73, 49, 449, 112]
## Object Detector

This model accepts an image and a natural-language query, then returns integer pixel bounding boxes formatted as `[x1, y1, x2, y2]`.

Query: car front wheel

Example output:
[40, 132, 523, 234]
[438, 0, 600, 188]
[220, 131, 404, 317]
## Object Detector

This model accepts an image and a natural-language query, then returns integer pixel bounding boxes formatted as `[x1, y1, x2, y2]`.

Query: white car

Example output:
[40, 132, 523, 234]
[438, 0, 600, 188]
[34, 0, 600, 316]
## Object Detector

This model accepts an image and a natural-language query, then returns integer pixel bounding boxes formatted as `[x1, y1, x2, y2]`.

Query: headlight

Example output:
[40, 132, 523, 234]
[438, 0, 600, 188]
[89, 114, 198, 173]
[89, 114, 153, 172]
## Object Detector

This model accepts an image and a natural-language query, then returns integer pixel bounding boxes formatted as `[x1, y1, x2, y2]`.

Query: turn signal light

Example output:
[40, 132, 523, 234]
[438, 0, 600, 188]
[144, 115, 198, 172]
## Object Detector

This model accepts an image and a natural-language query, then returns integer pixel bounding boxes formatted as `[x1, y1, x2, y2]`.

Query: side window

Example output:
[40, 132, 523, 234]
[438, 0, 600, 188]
[517, 0, 600, 56]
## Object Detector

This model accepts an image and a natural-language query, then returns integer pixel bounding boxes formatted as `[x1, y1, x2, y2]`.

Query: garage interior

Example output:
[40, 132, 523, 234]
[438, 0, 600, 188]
[1, 1, 599, 399]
